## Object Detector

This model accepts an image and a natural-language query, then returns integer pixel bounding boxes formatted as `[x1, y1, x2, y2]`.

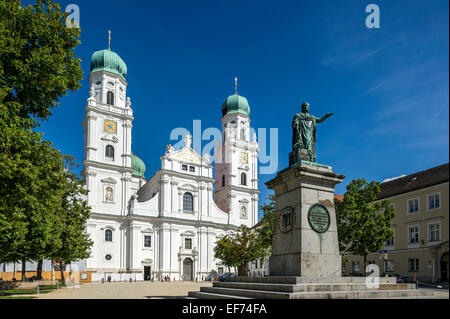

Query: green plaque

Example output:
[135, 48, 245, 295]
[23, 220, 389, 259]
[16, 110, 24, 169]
[307, 204, 330, 233]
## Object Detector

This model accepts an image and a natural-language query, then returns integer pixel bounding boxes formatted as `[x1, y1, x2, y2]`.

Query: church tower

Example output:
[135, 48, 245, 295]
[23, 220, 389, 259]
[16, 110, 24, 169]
[214, 79, 260, 227]
[82, 33, 146, 274]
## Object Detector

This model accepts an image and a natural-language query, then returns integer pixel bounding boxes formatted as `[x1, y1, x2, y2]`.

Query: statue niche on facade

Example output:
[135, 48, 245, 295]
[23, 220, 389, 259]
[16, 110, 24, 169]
[289, 102, 333, 165]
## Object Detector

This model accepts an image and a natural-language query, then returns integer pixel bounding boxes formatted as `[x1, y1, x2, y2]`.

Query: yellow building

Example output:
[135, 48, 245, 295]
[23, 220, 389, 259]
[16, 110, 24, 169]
[343, 163, 449, 283]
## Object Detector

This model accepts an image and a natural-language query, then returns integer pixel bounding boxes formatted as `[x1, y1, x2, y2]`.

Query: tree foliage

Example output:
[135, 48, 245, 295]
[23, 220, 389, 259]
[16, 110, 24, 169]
[0, 0, 82, 124]
[50, 156, 93, 283]
[0, 0, 86, 276]
[335, 179, 395, 273]
[256, 194, 276, 250]
[214, 225, 268, 276]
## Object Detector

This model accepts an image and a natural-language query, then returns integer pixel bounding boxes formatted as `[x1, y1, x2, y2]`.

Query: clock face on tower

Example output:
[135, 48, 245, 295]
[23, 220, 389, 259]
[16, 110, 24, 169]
[240, 152, 248, 164]
[104, 120, 117, 134]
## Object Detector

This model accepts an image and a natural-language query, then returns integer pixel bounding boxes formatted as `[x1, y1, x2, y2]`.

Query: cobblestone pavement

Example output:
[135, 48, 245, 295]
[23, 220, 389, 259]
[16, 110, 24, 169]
[36, 281, 212, 299]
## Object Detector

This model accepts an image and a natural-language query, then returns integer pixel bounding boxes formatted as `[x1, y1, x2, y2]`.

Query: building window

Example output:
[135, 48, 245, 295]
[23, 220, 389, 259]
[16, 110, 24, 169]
[241, 173, 247, 186]
[107, 91, 114, 105]
[183, 192, 194, 211]
[144, 235, 152, 248]
[105, 187, 114, 203]
[185, 238, 192, 249]
[105, 229, 113, 242]
[218, 267, 224, 275]
[428, 193, 440, 210]
[222, 174, 225, 187]
[429, 223, 441, 242]
[408, 258, 419, 271]
[240, 128, 245, 140]
[105, 145, 114, 161]
[408, 225, 419, 243]
[189, 166, 195, 172]
[407, 198, 419, 213]
[182, 164, 188, 171]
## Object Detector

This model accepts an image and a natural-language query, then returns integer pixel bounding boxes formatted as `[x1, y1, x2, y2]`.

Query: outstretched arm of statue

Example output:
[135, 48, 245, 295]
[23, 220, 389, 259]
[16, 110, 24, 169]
[316, 113, 334, 123]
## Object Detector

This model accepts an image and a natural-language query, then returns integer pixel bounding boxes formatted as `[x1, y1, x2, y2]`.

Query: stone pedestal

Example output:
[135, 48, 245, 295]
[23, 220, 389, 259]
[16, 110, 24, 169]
[266, 161, 345, 277]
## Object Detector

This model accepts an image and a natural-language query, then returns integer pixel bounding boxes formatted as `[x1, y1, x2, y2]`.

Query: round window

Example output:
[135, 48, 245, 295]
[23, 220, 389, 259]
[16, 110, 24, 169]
[105, 254, 112, 261]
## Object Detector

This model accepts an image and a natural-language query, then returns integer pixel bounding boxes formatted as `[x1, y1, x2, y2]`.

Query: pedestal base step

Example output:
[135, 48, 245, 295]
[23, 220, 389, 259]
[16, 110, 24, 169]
[185, 277, 436, 299]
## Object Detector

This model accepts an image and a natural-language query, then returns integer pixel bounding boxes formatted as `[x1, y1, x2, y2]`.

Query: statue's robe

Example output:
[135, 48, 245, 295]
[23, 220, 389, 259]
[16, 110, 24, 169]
[292, 112, 317, 162]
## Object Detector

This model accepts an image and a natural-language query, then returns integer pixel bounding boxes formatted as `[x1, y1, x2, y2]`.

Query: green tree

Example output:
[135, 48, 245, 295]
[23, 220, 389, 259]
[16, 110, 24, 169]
[214, 225, 267, 276]
[50, 156, 93, 284]
[256, 194, 276, 250]
[213, 236, 239, 273]
[0, 0, 82, 125]
[335, 179, 395, 275]
[0, 0, 83, 277]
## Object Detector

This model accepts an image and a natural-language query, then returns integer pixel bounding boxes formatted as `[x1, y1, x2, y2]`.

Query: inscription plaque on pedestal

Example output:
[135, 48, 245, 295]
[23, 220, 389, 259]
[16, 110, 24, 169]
[308, 204, 330, 233]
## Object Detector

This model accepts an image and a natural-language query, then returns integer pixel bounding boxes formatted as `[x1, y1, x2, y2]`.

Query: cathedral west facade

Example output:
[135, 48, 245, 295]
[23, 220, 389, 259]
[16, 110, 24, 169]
[82, 46, 259, 281]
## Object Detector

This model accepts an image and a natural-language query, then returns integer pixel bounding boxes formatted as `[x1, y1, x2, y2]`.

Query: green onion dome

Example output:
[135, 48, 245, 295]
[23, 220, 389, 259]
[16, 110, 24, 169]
[131, 153, 146, 178]
[90, 48, 127, 81]
[221, 93, 250, 117]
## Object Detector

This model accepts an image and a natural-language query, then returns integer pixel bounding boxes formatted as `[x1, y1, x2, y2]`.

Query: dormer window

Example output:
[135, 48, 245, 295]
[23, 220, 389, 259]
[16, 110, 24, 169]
[107, 91, 114, 105]
[189, 166, 195, 172]
[182, 164, 188, 171]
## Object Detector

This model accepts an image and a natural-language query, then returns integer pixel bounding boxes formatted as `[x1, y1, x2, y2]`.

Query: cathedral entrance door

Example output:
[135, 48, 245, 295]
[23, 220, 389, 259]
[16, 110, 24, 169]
[144, 266, 151, 281]
[183, 258, 193, 281]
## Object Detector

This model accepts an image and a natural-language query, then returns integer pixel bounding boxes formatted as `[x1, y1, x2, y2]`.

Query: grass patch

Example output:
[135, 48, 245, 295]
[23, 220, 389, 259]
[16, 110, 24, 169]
[0, 296, 36, 299]
[2, 284, 63, 296]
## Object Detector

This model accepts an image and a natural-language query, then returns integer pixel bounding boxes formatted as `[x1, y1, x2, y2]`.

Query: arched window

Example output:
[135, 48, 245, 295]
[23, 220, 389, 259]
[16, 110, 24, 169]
[105, 229, 113, 242]
[183, 192, 194, 212]
[107, 91, 114, 105]
[105, 145, 114, 161]
[222, 174, 225, 187]
[241, 173, 247, 186]
[240, 128, 245, 140]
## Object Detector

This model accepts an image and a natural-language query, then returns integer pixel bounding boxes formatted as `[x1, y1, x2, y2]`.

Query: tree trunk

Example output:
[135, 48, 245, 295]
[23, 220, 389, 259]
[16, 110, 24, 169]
[37, 259, 43, 280]
[363, 255, 367, 276]
[21, 260, 26, 281]
[59, 262, 65, 285]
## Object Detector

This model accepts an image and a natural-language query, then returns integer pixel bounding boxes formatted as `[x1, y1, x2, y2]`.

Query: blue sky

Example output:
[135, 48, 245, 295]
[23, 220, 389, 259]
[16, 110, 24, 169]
[35, 0, 448, 220]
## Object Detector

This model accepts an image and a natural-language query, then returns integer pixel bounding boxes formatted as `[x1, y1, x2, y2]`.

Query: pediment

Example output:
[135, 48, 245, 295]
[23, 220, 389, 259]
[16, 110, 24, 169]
[167, 147, 202, 164]
[101, 134, 119, 143]
[101, 177, 117, 184]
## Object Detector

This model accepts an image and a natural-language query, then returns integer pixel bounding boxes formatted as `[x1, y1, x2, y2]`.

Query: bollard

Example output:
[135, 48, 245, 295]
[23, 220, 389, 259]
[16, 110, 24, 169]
[101, 278, 104, 284]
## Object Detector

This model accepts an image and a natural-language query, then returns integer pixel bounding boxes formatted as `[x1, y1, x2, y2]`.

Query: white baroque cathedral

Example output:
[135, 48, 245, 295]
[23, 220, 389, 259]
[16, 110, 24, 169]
[82, 46, 260, 281]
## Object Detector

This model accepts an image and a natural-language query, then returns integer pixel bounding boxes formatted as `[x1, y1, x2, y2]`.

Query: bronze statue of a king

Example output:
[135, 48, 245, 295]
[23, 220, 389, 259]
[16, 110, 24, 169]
[289, 102, 333, 165]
